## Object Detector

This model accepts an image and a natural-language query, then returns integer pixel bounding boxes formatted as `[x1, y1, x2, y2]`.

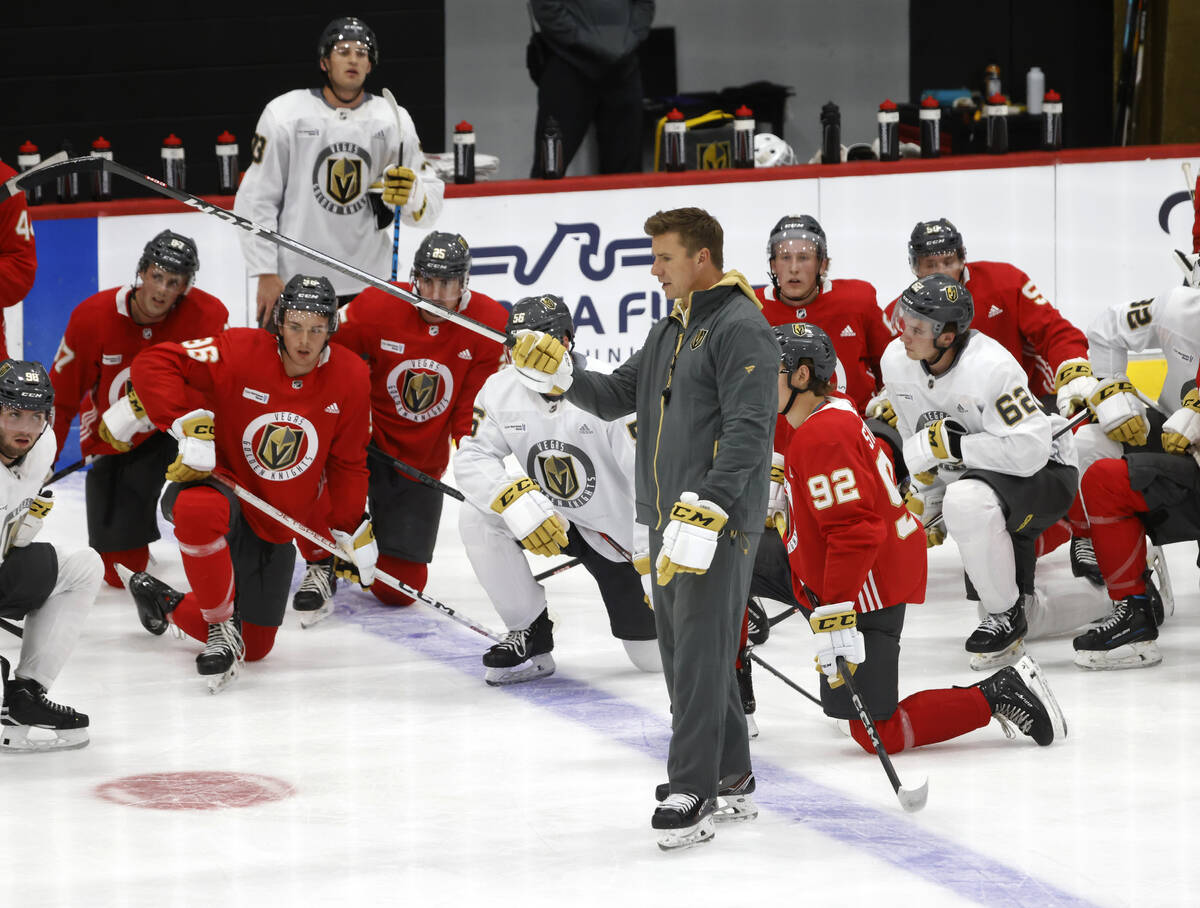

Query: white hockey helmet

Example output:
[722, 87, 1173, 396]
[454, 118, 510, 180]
[754, 133, 796, 168]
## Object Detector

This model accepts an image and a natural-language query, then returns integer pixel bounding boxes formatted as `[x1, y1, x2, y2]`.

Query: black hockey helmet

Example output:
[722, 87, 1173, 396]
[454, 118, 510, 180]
[908, 218, 966, 270]
[138, 230, 199, 288]
[0, 360, 54, 413]
[411, 231, 471, 286]
[774, 322, 837, 382]
[319, 17, 378, 65]
[507, 294, 574, 345]
[897, 273, 974, 337]
[767, 215, 827, 296]
[273, 275, 339, 334]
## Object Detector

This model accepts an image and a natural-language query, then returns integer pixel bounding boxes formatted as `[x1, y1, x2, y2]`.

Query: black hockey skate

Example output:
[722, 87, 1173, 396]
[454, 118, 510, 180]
[737, 649, 758, 739]
[1069, 537, 1104, 587]
[197, 619, 246, 692]
[652, 793, 716, 851]
[482, 609, 555, 686]
[656, 770, 757, 824]
[293, 558, 337, 628]
[1072, 587, 1161, 670]
[124, 570, 183, 636]
[965, 597, 1028, 671]
[973, 655, 1066, 746]
[1, 656, 90, 752]
[746, 598, 770, 646]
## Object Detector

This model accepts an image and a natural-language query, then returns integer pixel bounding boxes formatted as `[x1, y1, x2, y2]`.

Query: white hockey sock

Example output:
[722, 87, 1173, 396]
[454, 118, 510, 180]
[459, 503, 548, 632]
[17, 547, 102, 688]
[943, 479, 1018, 613]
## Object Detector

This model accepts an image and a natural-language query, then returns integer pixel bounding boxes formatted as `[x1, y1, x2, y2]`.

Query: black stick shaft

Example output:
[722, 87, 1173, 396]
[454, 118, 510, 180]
[366, 446, 464, 501]
[749, 651, 822, 708]
[837, 655, 904, 794]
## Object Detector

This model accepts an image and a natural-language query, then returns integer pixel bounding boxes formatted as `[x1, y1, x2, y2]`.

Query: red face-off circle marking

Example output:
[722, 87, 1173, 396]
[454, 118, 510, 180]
[95, 771, 295, 810]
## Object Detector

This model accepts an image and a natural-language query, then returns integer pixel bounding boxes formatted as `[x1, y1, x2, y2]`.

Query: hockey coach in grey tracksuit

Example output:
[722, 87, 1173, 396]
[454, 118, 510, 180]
[510, 207, 777, 839]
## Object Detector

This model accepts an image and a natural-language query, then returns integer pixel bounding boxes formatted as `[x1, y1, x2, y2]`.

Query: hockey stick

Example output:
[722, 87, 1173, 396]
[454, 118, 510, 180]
[748, 650, 821, 708]
[837, 655, 928, 812]
[366, 445, 464, 501]
[533, 557, 583, 582]
[46, 455, 99, 485]
[0, 617, 22, 639]
[0, 158, 507, 346]
[1184, 162, 1195, 202]
[382, 88, 404, 283]
[208, 474, 504, 643]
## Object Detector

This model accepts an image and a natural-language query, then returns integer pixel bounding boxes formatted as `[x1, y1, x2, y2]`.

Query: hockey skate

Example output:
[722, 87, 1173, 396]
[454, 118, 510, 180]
[737, 649, 758, 739]
[1069, 537, 1104, 588]
[973, 655, 1066, 746]
[197, 619, 246, 693]
[652, 793, 716, 851]
[1147, 544, 1174, 623]
[1072, 586, 1161, 670]
[746, 598, 770, 646]
[0, 656, 89, 753]
[117, 566, 182, 636]
[657, 771, 758, 824]
[965, 596, 1027, 671]
[482, 609, 555, 686]
[294, 558, 337, 628]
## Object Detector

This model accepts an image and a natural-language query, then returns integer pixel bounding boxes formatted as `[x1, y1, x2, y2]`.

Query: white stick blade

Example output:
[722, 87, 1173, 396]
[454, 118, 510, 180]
[898, 778, 929, 812]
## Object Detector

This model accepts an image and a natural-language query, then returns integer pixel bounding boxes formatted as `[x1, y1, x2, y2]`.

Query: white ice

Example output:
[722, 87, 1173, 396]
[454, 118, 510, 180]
[5, 466, 1198, 908]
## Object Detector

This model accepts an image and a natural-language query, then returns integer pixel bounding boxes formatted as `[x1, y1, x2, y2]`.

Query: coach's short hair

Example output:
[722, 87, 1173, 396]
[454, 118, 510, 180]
[643, 207, 724, 271]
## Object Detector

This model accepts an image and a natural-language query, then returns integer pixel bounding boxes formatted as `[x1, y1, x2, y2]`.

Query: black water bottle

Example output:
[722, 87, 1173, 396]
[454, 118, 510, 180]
[17, 141, 43, 206]
[919, 96, 941, 159]
[1041, 90, 1063, 151]
[90, 136, 113, 200]
[820, 102, 840, 165]
[56, 140, 79, 203]
[454, 120, 476, 184]
[216, 131, 239, 193]
[540, 116, 564, 179]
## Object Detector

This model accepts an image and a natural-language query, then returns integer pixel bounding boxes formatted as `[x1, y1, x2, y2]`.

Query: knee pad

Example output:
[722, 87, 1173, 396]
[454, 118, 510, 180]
[241, 622, 278, 662]
[372, 557, 427, 606]
[171, 486, 232, 547]
[942, 479, 1004, 533]
[54, 546, 103, 596]
[622, 638, 662, 673]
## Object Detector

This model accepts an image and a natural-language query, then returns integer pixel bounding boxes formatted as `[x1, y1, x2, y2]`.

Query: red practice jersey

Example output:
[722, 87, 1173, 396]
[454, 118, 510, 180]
[131, 328, 371, 543]
[334, 284, 508, 478]
[0, 160, 37, 360]
[51, 286, 228, 458]
[884, 261, 1087, 397]
[784, 397, 926, 612]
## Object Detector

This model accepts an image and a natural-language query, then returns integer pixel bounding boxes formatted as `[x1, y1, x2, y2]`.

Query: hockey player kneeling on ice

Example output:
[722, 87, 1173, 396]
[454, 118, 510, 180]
[774, 324, 1067, 757]
[882, 275, 1079, 671]
[117, 275, 373, 692]
[455, 294, 659, 686]
[0, 361, 102, 751]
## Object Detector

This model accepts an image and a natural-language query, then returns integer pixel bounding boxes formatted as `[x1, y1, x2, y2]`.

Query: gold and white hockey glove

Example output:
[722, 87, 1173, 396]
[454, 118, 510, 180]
[632, 522, 653, 604]
[1053, 358, 1099, 417]
[1087, 379, 1149, 446]
[382, 165, 416, 207]
[765, 452, 788, 535]
[332, 515, 378, 588]
[98, 387, 154, 454]
[12, 489, 53, 549]
[809, 602, 865, 689]
[1162, 388, 1200, 456]
[902, 417, 966, 476]
[656, 492, 727, 586]
[511, 329, 573, 394]
[491, 476, 569, 557]
[903, 482, 945, 547]
[165, 409, 216, 482]
[865, 394, 898, 428]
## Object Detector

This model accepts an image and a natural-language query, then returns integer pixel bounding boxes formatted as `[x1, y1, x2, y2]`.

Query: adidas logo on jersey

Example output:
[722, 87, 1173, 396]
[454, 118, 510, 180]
[458, 349, 472, 360]
[579, 424, 594, 435]
[325, 402, 340, 414]
[840, 325, 856, 337]
[988, 305, 1003, 318]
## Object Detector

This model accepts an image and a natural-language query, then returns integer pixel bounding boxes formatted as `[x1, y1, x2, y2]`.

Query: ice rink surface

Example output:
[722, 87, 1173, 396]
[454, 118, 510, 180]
[6, 467, 1199, 908]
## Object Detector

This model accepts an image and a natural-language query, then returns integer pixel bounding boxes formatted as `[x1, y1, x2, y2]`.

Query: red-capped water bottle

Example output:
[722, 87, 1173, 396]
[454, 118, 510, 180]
[919, 96, 941, 159]
[91, 136, 113, 200]
[216, 131, 239, 193]
[733, 105, 755, 169]
[161, 133, 186, 190]
[877, 99, 899, 161]
[17, 141, 43, 206]
[56, 140, 79, 203]
[663, 108, 686, 172]
[984, 93, 1009, 154]
[453, 120, 476, 184]
[1041, 90, 1063, 151]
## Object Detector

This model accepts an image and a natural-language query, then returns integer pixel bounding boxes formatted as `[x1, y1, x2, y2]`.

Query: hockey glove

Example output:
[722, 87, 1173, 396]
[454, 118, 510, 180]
[902, 417, 966, 476]
[98, 387, 153, 454]
[1162, 388, 1200, 456]
[1053, 358, 1099, 417]
[382, 165, 416, 208]
[903, 483, 945, 547]
[511, 330, 573, 394]
[12, 489, 53, 549]
[632, 523, 653, 603]
[1087, 379, 1149, 446]
[765, 452, 788, 535]
[332, 516, 378, 588]
[656, 492, 727, 586]
[865, 395, 898, 428]
[809, 602, 866, 689]
[491, 476, 570, 557]
[165, 409, 216, 482]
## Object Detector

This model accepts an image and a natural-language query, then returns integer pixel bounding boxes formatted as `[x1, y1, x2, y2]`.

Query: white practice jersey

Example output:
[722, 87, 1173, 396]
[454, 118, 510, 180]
[881, 330, 1077, 481]
[455, 367, 639, 561]
[0, 425, 55, 558]
[233, 88, 444, 296]
[1086, 287, 1200, 410]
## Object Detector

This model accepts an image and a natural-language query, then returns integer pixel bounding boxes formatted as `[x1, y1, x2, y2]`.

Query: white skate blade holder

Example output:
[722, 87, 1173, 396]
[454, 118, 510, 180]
[484, 653, 556, 687]
[969, 639, 1026, 672]
[206, 661, 242, 694]
[1074, 641, 1162, 672]
[1147, 544, 1174, 619]
[656, 815, 715, 852]
[1, 724, 89, 753]
[299, 601, 335, 629]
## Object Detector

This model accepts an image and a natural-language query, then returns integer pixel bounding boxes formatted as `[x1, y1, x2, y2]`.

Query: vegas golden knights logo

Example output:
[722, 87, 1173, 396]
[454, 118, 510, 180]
[402, 370, 439, 413]
[256, 424, 304, 471]
[698, 140, 731, 170]
[326, 158, 362, 204]
[945, 285, 958, 302]
[539, 454, 579, 499]
[690, 329, 708, 350]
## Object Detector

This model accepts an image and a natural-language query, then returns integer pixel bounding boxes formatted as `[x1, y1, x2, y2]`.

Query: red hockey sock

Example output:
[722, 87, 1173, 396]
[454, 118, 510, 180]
[1035, 520, 1071, 558]
[241, 622, 278, 662]
[171, 486, 236, 623]
[1080, 459, 1149, 598]
[849, 687, 992, 754]
[168, 594, 209, 644]
[100, 546, 150, 588]
[370, 556, 427, 606]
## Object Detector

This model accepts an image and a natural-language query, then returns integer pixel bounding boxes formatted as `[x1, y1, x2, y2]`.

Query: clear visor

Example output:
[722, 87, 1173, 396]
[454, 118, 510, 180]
[770, 230, 823, 259]
[896, 302, 941, 338]
[329, 40, 370, 59]
[910, 248, 962, 276]
[415, 274, 465, 305]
